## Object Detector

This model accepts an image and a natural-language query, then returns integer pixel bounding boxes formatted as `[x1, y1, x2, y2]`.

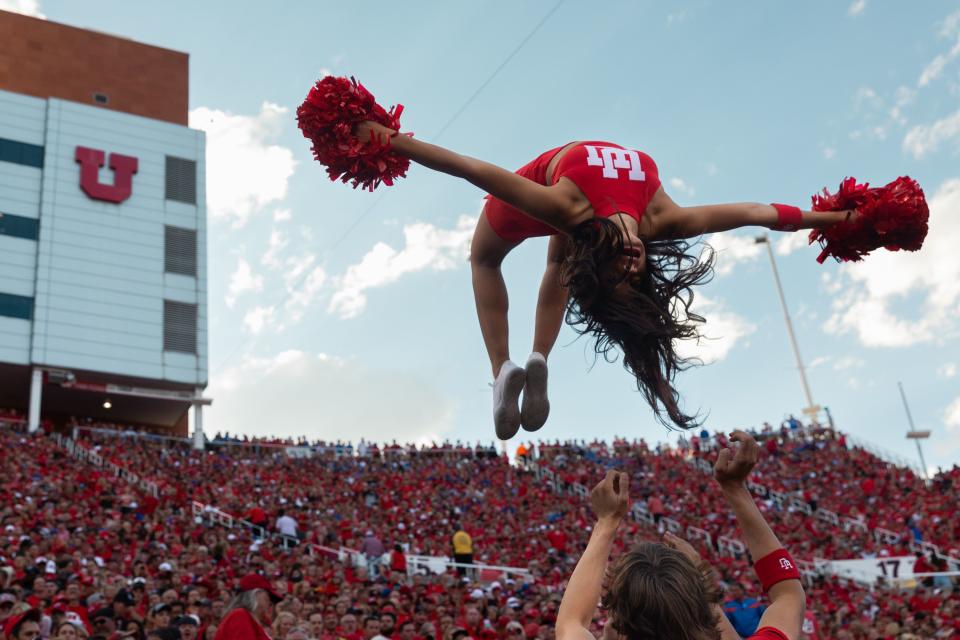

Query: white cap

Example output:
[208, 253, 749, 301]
[64, 612, 85, 628]
[159, 562, 173, 572]
[490, 581, 502, 590]
[45, 560, 56, 574]
[470, 588, 484, 599]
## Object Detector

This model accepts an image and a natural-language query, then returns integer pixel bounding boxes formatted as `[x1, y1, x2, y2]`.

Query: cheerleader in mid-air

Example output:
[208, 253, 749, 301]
[297, 77, 928, 440]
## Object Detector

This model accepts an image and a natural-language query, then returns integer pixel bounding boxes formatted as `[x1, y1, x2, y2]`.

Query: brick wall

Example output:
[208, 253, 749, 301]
[0, 9, 188, 125]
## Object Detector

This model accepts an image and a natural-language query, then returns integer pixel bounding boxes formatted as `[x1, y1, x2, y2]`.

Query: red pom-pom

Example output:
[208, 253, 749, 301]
[808, 176, 929, 263]
[297, 76, 410, 191]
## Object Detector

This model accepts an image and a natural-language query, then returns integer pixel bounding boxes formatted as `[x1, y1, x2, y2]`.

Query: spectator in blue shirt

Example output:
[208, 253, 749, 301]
[722, 583, 766, 637]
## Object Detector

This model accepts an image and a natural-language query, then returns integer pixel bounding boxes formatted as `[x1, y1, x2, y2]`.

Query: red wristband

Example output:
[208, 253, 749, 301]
[770, 203, 802, 231]
[754, 548, 801, 592]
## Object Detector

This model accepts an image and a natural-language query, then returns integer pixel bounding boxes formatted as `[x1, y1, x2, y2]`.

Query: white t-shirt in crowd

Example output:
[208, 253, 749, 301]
[276, 515, 298, 537]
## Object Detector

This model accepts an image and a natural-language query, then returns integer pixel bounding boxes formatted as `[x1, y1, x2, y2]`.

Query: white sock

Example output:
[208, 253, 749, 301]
[520, 352, 549, 431]
[493, 361, 525, 440]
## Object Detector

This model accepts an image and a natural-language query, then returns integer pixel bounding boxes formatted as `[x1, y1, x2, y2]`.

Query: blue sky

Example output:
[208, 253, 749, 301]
[12, 1, 960, 471]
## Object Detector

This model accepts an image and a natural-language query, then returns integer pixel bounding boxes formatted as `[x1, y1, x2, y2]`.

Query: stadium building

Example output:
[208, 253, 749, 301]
[0, 9, 209, 444]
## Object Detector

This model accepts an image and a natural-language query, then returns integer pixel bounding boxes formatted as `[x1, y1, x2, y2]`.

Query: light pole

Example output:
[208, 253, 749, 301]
[898, 381, 930, 479]
[754, 235, 820, 419]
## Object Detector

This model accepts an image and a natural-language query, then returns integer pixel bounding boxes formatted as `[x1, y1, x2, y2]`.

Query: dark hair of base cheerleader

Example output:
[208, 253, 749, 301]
[561, 217, 714, 430]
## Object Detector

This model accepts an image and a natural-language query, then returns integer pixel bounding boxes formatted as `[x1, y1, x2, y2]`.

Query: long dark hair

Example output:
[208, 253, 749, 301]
[561, 218, 714, 430]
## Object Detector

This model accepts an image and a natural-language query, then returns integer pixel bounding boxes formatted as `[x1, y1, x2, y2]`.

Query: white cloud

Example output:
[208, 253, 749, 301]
[808, 355, 832, 370]
[918, 55, 947, 87]
[833, 356, 864, 371]
[282, 253, 317, 288]
[243, 306, 275, 335]
[847, 0, 866, 16]
[946, 397, 960, 428]
[707, 231, 763, 276]
[918, 41, 960, 87]
[822, 146, 836, 160]
[918, 34, 960, 87]
[207, 350, 456, 443]
[850, 84, 915, 143]
[889, 86, 915, 124]
[225, 258, 264, 308]
[938, 362, 957, 378]
[776, 232, 810, 257]
[260, 229, 289, 269]
[666, 9, 691, 24]
[675, 296, 755, 365]
[823, 178, 960, 347]
[329, 215, 476, 319]
[189, 102, 297, 227]
[0, 0, 44, 18]
[917, 12, 960, 87]
[854, 86, 881, 111]
[903, 109, 960, 158]
[668, 177, 695, 198]
[285, 265, 327, 323]
[273, 209, 292, 222]
[941, 10, 960, 38]
[943, 396, 960, 458]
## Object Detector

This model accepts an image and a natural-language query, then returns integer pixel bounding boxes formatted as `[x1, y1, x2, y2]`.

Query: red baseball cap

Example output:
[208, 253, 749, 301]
[238, 574, 283, 603]
[4, 608, 41, 638]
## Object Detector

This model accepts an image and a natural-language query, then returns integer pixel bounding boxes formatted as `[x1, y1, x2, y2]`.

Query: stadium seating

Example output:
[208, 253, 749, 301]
[0, 415, 957, 639]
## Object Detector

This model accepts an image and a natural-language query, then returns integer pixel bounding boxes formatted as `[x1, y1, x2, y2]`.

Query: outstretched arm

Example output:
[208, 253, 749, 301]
[357, 122, 580, 228]
[715, 431, 805, 640]
[648, 187, 853, 240]
[556, 470, 630, 640]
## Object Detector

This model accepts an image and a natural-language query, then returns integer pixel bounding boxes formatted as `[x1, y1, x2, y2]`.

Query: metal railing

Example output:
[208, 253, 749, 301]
[52, 433, 159, 497]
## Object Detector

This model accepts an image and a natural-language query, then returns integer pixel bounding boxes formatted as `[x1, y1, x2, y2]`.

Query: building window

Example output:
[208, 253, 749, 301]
[0, 213, 39, 241]
[164, 226, 197, 277]
[165, 156, 197, 204]
[93, 92, 109, 104]
[0, 292, 33, 320]
[163, 300, 197, 354]
[0, 137, 43, 169]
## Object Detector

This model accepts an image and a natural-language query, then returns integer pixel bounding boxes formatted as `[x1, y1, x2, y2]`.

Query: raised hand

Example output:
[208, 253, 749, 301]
[590, 470, 630, 522]
[713, 430, 760, 488]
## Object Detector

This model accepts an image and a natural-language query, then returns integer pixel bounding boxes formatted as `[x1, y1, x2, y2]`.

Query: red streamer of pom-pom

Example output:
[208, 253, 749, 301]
[297, 76, 410, 191]
[808, 176, 929, 263]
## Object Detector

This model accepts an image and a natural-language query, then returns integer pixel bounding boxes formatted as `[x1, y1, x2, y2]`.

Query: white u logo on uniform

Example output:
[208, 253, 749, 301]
[584, 145, 645, 181]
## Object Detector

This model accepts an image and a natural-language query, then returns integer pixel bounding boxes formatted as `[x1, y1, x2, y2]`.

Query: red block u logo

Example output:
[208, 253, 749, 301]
[75, 146, 138, 203]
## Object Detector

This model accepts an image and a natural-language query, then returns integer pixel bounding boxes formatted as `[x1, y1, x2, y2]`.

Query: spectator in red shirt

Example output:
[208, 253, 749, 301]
[339, 613, 363, 640]
[390, 544, 407, 575]
[4, 609, 41, 640]
[214, 574, 282, 640]
[646, 495, 666, 528]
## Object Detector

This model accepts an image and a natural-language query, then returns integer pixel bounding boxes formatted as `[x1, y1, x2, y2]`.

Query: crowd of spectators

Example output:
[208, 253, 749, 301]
[0, 413, 957, 639]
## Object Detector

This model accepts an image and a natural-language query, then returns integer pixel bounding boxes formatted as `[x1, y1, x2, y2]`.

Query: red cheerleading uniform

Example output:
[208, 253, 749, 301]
[484, 141, 661, 242]
[747, 628, 789, 640]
